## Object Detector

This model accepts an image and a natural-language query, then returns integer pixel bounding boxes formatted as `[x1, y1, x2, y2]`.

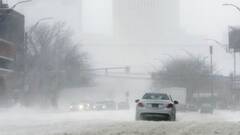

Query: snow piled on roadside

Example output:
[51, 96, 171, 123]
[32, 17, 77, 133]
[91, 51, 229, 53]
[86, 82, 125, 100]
[76, 122, 240, 135]
[1, 108, 240, 135]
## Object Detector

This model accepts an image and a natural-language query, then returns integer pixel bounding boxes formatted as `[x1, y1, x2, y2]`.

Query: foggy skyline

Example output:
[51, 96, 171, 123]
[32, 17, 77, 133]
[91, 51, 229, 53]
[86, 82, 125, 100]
[8, 0, 240, 75]
[9, 0, 240, 40]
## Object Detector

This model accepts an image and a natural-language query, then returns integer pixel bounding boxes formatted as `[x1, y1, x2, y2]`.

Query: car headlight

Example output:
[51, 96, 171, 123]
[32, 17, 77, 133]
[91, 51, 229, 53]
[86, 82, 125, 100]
[102, 105, 106, 109]
[79, 105, 84, 110]
[70, 105, 73, 109]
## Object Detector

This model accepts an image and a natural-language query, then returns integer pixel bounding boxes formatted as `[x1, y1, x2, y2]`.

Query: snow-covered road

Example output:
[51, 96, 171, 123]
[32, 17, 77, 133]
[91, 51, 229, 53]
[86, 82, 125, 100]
[1, 107, 240, 135]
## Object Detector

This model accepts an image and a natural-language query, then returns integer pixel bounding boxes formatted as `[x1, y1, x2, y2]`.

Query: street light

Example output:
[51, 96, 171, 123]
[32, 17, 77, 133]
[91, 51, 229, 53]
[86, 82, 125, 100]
[222, 3, 240, 79]
[222, 3, 240, 104]
[10, 0, 32, 9]
[0, 0, 32, 14]
[0, 0, 32, 23]
[223, 3, 240, 13]
[205, 39, 228, 51]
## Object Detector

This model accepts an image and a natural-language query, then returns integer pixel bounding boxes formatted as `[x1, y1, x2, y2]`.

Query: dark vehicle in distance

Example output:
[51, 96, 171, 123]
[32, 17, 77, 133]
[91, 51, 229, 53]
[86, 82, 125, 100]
[92, 100, 117, 111]
[69, 102, 92, 111]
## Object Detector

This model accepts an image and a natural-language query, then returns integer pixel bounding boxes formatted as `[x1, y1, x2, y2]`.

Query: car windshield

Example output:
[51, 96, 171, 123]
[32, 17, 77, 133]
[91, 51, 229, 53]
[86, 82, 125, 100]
[142, 93, 169, 100]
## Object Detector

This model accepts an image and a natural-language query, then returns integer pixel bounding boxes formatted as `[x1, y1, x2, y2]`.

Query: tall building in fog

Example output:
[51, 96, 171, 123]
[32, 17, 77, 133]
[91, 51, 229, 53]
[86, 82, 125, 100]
[113, 0, 181, 45]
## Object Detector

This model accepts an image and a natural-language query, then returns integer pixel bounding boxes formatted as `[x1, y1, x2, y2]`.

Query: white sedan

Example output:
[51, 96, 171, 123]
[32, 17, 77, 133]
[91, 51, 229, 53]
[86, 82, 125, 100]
[135, 92, 178, 121]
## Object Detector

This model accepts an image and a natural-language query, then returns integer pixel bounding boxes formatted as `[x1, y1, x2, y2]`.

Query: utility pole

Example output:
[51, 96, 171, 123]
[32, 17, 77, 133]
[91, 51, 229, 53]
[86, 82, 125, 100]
[210, 46, 214, 99]
[234, 51, 236, 80]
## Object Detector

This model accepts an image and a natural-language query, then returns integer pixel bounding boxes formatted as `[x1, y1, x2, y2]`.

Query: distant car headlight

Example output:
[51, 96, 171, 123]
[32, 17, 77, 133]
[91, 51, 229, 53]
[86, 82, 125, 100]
[79, 104, 84, 110]
[70, 105, 73, 109]
[86, 104, 90, 108]
[102, 105, 106, 109]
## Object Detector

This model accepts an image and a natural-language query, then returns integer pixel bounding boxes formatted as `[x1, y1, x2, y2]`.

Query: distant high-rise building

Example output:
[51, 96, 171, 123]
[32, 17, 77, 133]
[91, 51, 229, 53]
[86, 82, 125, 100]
[113, 0, 181, 44]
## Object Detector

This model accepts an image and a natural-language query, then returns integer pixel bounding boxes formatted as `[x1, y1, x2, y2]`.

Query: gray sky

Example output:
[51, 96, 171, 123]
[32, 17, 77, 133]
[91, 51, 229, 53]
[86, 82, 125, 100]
[9, 0, 240, 40]
[9, 0, 240, 75]
[9, 0, 240, 38]
[181, 0, 240, 41]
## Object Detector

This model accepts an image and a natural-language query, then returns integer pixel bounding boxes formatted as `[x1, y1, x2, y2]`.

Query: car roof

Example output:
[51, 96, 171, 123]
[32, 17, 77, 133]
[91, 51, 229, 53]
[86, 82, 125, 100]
[144, 92, 169, 95]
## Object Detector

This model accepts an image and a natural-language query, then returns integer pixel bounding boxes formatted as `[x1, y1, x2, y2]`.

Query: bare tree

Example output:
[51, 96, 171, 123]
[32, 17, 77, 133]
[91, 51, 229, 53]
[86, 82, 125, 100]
[152, 56, 214, 102]
[22, 22, 92, 108]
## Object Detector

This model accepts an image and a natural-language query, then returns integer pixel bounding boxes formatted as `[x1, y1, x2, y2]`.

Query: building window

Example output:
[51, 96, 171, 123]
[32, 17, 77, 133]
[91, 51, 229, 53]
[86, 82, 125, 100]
[0, 57, 13, 69]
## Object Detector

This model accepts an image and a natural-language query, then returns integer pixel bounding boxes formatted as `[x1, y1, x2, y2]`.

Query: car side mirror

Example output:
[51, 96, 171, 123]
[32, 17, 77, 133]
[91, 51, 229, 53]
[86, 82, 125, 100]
[135, 99, 140, 103]
[174, 101, 179, 104]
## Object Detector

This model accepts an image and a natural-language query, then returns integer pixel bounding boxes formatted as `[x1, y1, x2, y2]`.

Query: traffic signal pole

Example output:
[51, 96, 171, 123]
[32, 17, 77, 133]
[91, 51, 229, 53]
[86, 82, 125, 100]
[234, 51, 236, 80]
[210, 46, 214, 99]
